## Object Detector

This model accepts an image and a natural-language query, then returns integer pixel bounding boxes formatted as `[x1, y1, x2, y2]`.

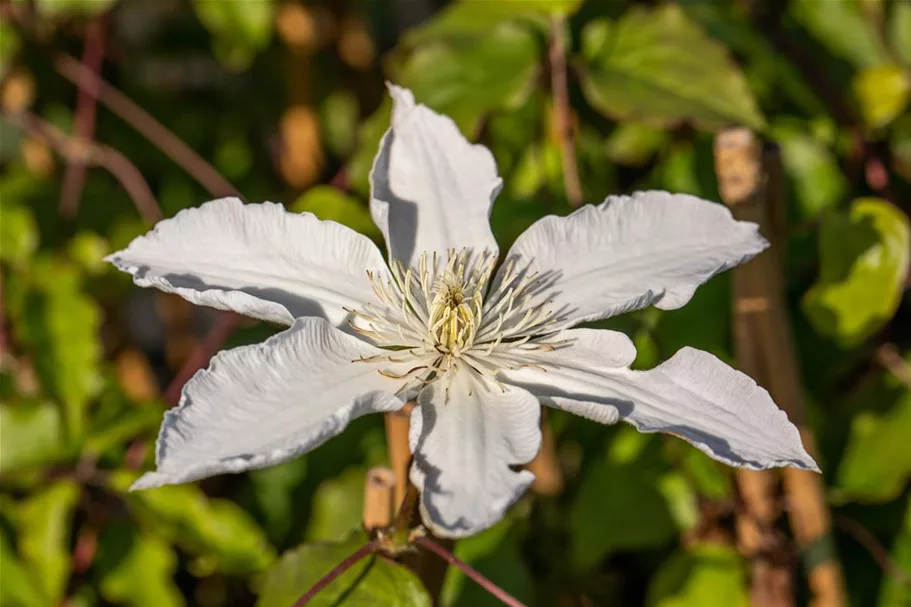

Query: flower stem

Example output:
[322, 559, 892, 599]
[292, 540, 378, 607]
[415, 537, 527, 607]
[392, 482, 420, 533]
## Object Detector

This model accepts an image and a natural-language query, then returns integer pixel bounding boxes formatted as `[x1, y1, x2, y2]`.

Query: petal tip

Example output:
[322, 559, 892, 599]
[129, 471, 170, 491]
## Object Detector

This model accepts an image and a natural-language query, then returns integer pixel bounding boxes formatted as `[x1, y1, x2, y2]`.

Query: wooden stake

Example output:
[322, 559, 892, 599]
[363, 467, 395, 531]
[714, 128, 846, 607]
[527, 410, 565, 496]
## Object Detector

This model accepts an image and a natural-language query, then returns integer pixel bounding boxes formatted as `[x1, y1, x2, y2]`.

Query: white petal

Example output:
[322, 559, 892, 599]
[501, 330, 818, 472]
[498, 191, 768, 329]
[107, 197, 387, 326]
[370, 84, 501, 266]
[132, 318, 407, 489]
[409, 372, 541, 538]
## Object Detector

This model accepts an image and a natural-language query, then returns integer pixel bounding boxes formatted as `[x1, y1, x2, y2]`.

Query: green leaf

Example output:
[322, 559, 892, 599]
[348, 99, 391, 198]
[0, 400, 68, 474]
[803, 198, 910, 347]
[0, 21, 20, 81]
[83, 404, 164, 457]
[289, 186, 382, 243]
[32, 0, 117, 17]
[853, 65, 911, 129]
[570, 428, 677, 569]
[878, 499, 911, 607]
[791, 0, 890, 68]
[403, 0, 562, 44]
[18, 480, 80, 605]
[836, 354, 911, 502]
[399, 22, 540, 135]
[11, 259, 102, 440]
[647, 545, 748, 607]
[249, 458, 308, 543]
[97, 522, 184, 607]
[770, 121, 847, 220]
[892, 113, 911, 182]
[194, 0, 274, 71]
[319, 90, 359, 158]
[579, 5, 764, 131]
[0, 196, 38, 266]
[67, 232, 110, 275]
[0, 529, 44, 607]
[110, 470, 276, 575]
[256, 531, 431, 607]
[304, 467, 366, 543]
[889, 1, 911, 66]
[440, 518, 534, 607]
[604, 122, 669, 166]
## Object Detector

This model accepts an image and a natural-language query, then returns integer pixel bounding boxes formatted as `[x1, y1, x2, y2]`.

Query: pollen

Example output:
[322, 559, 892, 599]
[348, 249, 565, 394]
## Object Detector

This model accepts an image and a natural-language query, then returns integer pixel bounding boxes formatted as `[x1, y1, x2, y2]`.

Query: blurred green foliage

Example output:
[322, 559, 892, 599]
[1, 0, 910, 606]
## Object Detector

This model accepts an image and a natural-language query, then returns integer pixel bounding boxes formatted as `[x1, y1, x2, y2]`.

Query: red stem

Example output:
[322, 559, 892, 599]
[292, 541, 378, 607]
[53, 53, 240, 199]
[59, 17, 106, 219]
[416, 537, 527, 607]
[163, 312, 242, 406]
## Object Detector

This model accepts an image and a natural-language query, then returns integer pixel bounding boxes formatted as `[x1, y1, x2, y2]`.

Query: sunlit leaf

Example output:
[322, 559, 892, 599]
[289, 186, 382, 243]
[0, 400, 68, 474]
[194, 0, 274, 71]
[67, 232, 110, 275]
[803, 198, 910, 346]
[18, 480, 80, 605]
[403, 0, 566, 44]
[647, 545, 748, 607]
[570, 428, 677, 569]
[11, 259, 102, 440]
[0, 529, 44, 607]
[399, 22, 540, 135]
[111, 470, 276, 575]
[256, 531, 431, 607]
[97, 522, 184, 607]
[853, 65, 911, 129]
[836, 353, 911, 503]
[791, 0, 890, 68]
[0, 197, 37, 266]
[579, 5, 764, 131]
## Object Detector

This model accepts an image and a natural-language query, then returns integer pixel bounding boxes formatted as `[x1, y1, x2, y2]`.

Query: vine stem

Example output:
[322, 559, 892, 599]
[416, 537, 528, 607]
[548, 15, 582, 208]
[291, 540, 379, 607]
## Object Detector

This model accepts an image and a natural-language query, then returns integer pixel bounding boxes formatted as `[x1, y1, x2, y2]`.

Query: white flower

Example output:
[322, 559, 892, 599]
[107, 85, 818, 538]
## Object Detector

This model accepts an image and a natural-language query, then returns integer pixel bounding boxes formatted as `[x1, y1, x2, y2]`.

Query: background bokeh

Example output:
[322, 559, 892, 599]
[1, 0, 910, 605]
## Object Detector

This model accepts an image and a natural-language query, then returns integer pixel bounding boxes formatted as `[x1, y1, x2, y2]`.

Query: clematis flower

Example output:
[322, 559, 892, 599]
[108, 85, 817, 538]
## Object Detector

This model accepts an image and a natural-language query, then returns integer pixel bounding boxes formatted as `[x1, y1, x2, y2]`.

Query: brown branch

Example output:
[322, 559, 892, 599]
[5, 109, 162, 224]
[162, 312, 242, 406]
[416, 537, 527, 607]
[548, 16, 582, 208]
[59, 17, 105, 219]
[52, 53, 239, 199]
[292, 541, 379, 607]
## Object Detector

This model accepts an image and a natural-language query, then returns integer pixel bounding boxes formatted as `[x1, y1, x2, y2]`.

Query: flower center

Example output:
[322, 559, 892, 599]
[347, 249, 564, 393]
